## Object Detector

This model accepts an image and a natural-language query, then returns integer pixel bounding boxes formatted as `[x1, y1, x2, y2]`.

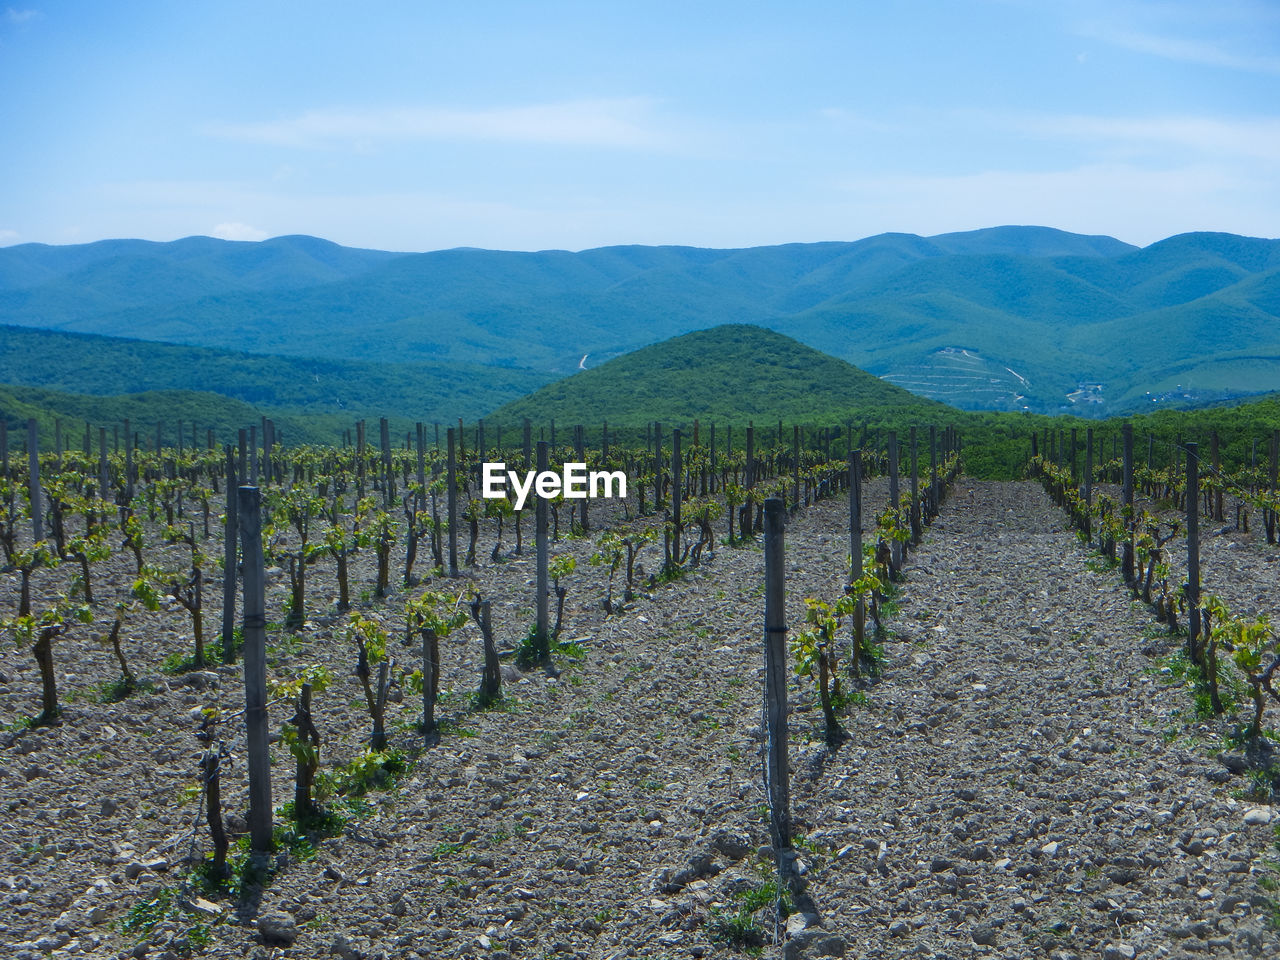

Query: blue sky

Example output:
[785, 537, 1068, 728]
[1, 0, 1277, 251]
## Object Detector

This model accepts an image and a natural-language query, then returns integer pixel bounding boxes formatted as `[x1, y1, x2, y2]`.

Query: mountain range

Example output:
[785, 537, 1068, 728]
[2, 226, 1279, 416]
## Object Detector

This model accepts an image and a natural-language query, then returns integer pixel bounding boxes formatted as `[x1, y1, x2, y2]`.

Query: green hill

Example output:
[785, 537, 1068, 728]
[0, 384, 345, 452]
[484, 324, 952, 437]
[3, 226, 1279, 417]
[0, 325, 548, 422]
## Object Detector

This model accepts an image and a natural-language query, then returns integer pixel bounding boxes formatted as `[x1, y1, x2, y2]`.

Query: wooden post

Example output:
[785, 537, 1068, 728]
[909, 427, 922, 545]
[447, 428, 459, 577]
[1070, 427, 1078, 484]
[653, 422, 663, 509]
[98, 428, 109, 502]
[849, 449, 865, 673]
[415, 422, 426, 498]
[27, 419, 42, 542]
[249, 424, 258, 485]
[236, 485, 273, 854]
[124, 418, 134, 501]
[258, 417, 268, 485]
[237, 428, 247, 484]
[222, 448, 239, 664]
[1269, 430, 1280, 544]
[792, 424, 800, 511]
[762, 497, 793, 876]
[1210, 431, 1223, 522]
[535, 440, 550, 658]
[709, 423, 716, 493]
[1186, 442, 1201, 663]
[888, 430, 901, 571]
[929, 425, 938, 519]
[380, 417, 393, 507]
[354, 420, 365, 498]
[1084, 427, 1094, 542]
[671, 428, 682, 565]
[576, 425, 589, 532]
[1121, 422, 1135, 585]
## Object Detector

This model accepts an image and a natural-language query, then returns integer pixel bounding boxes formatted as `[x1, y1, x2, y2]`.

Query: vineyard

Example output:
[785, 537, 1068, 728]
[1, 416, 1279, 960]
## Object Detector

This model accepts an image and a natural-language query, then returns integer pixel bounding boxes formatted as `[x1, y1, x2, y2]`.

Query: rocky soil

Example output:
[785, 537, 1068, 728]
[1, 478, 1278, 960]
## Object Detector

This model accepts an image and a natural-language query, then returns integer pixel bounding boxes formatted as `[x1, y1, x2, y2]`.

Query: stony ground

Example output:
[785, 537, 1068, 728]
[1, 477, 1278, 960]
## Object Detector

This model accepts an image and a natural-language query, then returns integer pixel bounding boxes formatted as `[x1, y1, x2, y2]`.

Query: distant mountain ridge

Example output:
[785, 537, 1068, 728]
[2, 225, 1278, 415]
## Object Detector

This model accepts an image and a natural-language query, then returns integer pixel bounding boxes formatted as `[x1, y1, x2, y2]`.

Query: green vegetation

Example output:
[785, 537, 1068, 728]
[5, 227, 1279, 423]
[488, 325, 950, 438]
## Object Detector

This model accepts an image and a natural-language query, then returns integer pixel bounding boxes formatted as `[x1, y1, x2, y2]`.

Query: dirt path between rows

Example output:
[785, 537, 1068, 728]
[801, 479, 1278, 960]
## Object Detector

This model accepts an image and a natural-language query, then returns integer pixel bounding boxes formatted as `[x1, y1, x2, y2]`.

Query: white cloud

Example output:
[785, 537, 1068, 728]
[210, 221, 267, 242]
[202, 98, 669, 151]
[0, 228, 19, 244]
[5, 8, 38, 24]
[963, 108, 1280, 164]
[1042, 113, 1280, 161]
[1088, 27, 1280, 74]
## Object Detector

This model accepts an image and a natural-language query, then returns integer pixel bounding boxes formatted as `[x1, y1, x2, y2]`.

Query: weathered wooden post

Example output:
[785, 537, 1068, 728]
[575, 424, 589, 533]
[247, 424, 258, 485]
[1084, 427, 1094, 542]
[380, 417, 393, 507]
[354, 420, 366, 498]
[653, 422, 663, 509]
[27, 419, 43, 542]
[1186, 442, 1201, 665]
[792, 424, 800, 511]
[1269, 430, 1280, 544]
[98, 427, 109, 502]
[447, 428, 459, 577]
[222, 447, 239, 664]
[762, 497, 794, 885]
[237, 428, 247, 484]
[534, 440, 550, 660]
[237, 485, 273, 854]
[929, 425, 938, 520]
[124, 418, 135, 502]
[744, 423, 756, 534]
[415, 422, 426, 501]
[708, 423, 716, 494]
[1122, 422, 1135, 585]
[887, 430, 901, 571]
[1210, 431, 1223, 522]
[671, 428, 683, 566]
[909, 427, 922, 545]
[849, 449, 865, 675]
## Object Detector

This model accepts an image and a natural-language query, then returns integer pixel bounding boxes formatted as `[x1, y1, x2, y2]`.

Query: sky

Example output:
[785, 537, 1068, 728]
[1, 0, 1277, 252]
